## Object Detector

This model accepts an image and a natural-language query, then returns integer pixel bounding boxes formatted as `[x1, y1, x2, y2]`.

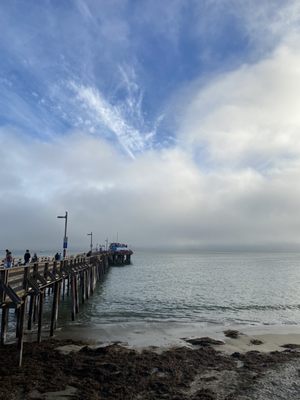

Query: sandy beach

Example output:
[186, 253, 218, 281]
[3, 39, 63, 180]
[1, 324, 300, 399]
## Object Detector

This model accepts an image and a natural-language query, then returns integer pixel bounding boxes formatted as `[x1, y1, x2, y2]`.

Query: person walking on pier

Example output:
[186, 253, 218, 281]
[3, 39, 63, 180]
[32, 253, 38, 262]
[4, 249, 13, 268]
[24, 250, 31, 265]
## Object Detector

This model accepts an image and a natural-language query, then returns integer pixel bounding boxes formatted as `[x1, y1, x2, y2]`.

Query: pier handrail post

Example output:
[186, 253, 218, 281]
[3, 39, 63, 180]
[0, 268, 8, 303]
[50, 261, 59, 336]
[17, 265, 30, 367]
[0, 269, 9, 345]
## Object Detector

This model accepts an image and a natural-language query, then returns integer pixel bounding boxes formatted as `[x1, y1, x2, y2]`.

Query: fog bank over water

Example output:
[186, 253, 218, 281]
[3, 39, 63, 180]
[134, 245, 300, 254]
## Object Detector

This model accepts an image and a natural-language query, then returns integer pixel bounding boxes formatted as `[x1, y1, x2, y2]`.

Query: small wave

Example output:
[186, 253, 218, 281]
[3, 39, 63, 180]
[193, 304, 300, 312]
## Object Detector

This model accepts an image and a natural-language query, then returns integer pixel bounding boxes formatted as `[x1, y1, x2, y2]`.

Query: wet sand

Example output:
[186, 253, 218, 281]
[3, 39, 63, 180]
[55, 321, 300, 352]
[1, 324, 300, 399]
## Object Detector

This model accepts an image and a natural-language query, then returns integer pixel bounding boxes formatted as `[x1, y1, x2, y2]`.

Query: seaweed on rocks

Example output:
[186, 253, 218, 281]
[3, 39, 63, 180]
[0, 339, 300, 400]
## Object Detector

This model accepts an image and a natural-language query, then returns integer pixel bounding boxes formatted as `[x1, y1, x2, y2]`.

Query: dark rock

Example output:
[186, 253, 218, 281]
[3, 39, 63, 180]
[224, 330, 241, 339]
[250, 339, 263, 345]
[184, 337, 225, 346]
[281, 343, 300, 349]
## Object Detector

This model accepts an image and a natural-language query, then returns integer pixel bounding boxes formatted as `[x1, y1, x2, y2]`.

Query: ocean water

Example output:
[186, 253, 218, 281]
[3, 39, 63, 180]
[57, 250, 300, 329]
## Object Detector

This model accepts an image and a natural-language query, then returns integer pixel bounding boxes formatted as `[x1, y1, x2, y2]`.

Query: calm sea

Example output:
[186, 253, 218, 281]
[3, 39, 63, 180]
[56, 250, 300, 329]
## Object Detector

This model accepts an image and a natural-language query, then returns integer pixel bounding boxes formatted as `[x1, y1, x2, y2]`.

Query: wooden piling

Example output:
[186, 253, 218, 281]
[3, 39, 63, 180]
[27, 294, 34, 331]
[17, 299, 27, 367]
[71, 275, 76, 321]
[37, 292, 44, 343]
[33, 295, 38, 324]
[50, 281, 59, 336]
[80, 271, 85, 304]
[74, 274, 79, 314]
[1, 307, 8, 345]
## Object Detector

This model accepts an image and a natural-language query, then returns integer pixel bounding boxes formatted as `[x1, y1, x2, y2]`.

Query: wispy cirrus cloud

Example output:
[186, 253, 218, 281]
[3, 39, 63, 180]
[69, 72, 157, 158]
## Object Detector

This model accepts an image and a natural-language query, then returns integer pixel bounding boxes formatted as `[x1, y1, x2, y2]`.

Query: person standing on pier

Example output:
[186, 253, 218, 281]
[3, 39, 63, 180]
[24, 250, 31, 265]
[5, 249, 12, 268]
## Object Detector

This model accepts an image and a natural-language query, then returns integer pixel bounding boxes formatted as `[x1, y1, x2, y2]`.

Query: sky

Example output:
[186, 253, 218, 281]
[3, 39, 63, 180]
[1, 0, 300, 252]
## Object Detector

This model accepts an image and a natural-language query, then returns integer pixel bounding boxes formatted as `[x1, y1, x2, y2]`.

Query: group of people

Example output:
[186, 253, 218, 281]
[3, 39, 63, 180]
[3, 249, 38, 268]
[2, 250, 64, 268]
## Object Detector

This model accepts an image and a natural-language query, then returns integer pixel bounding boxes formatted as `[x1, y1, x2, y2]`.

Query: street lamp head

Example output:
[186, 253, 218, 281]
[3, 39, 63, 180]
[57, 211, 68, 219]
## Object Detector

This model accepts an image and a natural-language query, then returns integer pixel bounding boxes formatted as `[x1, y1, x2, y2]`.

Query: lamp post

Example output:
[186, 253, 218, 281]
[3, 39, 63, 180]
[87, 232, 93, 253]
[57, 211, 68, 259]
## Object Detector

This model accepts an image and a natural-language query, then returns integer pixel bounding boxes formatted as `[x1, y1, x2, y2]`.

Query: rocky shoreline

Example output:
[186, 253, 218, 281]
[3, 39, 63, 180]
[1, 336, 300, 400]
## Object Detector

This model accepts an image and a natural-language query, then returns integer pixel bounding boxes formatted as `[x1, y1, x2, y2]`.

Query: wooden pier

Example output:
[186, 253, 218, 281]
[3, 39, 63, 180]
[0, 250, 132, 366]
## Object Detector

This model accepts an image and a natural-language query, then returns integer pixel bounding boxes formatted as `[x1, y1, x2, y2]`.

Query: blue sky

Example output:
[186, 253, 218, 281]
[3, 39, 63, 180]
[1, 0, 300, 251]
[0, 0, 261, 152]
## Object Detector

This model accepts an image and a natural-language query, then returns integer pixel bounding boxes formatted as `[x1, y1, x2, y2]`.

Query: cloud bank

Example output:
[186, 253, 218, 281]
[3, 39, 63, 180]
[1, 1, 300, 252]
